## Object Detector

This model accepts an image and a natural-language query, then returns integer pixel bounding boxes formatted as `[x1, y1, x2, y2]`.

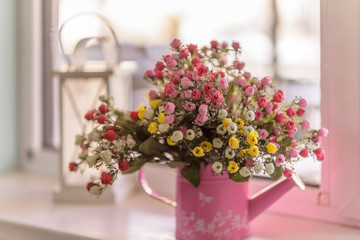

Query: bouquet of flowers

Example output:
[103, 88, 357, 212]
[71, 39, 328, 196]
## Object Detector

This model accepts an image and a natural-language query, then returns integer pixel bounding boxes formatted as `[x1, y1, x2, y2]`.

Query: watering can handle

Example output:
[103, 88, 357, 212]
[139, 167, 177, 208]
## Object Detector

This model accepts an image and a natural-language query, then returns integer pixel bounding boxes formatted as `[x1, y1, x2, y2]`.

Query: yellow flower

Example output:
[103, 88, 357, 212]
[158, 113, 166, 123]
[150, 100, 160, 109]
[234, 118, 245, 127]
[167, 137, 177, 146]
[249, 131, 258, 138]
[200, 141, 212, 152]
[137, 104, 146, 120]
[145, 93, 150, 100]
[193, 147, 205, 157]
[148, 122, 158, 133]
[222, 118, 232, 128]
[240, 149, 248, 157]
[266, 143, 277, 153]
[227, 161, 239, 173]
[229, 136, 240, 149]
[248, 146, 259, 157]
[246, 135, 258, 146]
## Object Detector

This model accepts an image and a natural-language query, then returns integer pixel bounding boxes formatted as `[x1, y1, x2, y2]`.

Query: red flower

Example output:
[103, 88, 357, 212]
[285, 120, 296, 130]
[118, 160, 130, 172]
[155, 70, 165, 79]
[86, 182, 93, 191]
[257, 97, 267, 108]
[273, 90, 284, 103]
[155, 61, 165, 71]
[188, 44, 198, 53]
[297, 108, 305, 116]
[198, 65, 208, 76]
[192, 57, 201, 68]
[314, 148, 325, 161]
[180, 49, 189, 58]
[69, 162, 77, 172]
[130, 111, 139, 121]
[97, 115, 106, 124]
[210, 40, 219, 48]
[104, 130, 116, 142]
[286, 107, 296, 117]
[255, 111, 262, 121]
[300, 149, 309, 158]
[99, 104, 108, 114]
[100, 171, 113, 185]
[85, 111, 95, 120]
[283, 168, 292, 179]
[275, 113, 286, 123]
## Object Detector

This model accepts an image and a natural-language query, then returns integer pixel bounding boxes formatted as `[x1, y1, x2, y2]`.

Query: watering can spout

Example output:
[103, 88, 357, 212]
[248, 174, 305, 221]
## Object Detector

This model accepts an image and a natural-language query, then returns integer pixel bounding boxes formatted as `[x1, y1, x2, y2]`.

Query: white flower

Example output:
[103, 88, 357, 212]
[212, 138, 223, 148]
[265, 163, 275, 175]
[171, 130, 184, 142]
[144, 108, 154, 119]
[185, 129, 196, 140]
[254, 163, 263, 174]
[194, 127, 203, 137]
[265, 87, 275, 97]
[158, 106, 165, 113]
[159, 123, 170, 133]
[114, 139, 126, 151]
[89, 185, 102, 196]
[216, 124, 226, 135]
[244, 126, 255, 136]
[100, 150, 112, 164]
[86, 155, 97, 167]
[126, 135, 136, 148]
[217, 109, 228, 120]
[245, 110, 255, 121]
[227, 122, 238, 134]
[212, 162, 223, 174]
[239, 167, 251, 177]
[225, 148, 235, 159]
[88, 129, 100, 142]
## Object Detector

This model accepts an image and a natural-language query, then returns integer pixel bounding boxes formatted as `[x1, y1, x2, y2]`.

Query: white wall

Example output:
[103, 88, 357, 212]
[0, 0, 17, 171]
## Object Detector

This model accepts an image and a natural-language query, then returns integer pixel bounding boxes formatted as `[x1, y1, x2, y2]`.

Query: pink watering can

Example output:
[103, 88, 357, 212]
[139, 164, 305, 240]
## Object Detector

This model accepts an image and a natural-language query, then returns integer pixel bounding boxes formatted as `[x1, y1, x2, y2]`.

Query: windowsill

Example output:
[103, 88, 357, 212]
[0, 172, 359, 240]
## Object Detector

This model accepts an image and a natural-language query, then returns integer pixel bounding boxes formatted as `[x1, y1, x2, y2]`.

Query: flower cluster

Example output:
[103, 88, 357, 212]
[72, 39, 328, 195]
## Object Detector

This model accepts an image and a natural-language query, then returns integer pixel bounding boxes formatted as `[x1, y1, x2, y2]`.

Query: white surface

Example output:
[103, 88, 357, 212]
[0, 172, 360, 240]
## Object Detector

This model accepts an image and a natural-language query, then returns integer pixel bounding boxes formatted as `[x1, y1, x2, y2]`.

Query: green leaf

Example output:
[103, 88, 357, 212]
[229, 173, 249, 182]
[181, 163, 200, 188]
[270, 166, 283, 179]
[166, 161, 187, 168]
[139, 137, 168, 157]
[114, 110, 124, 119]
[279, 137, 292, 147]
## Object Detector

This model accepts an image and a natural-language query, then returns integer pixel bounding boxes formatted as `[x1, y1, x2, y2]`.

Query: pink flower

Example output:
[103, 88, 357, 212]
[286, 107, 296, 117]
[165, 56, 177, 69]
[273, 102, 278, 110]
[275, 113, 285, 123]
[269, 136, 277, 142]
[149, 90, 158, 100]
[175, 69, 184, 76]
[178, 126, 188, 133]
[184, 102, 196, 111]
[170, 38, 181, 49]
[244, 86, 254, 96]
[198, 104, 208, 114]
[265, 103, 273, 114]
[219, 79, 229, 90]
[211, 40, 219, 48]
[273, 90, 284, 103]
[155, 61, 165, 71]
[204, 83, 215, 97]
[261, 76, 272, 87]
[285, 120, 296, 130]
[299, 98, 307, 108]
[191, 71, 199, 81]
[289, 149, 298, 158]
[255, 111, 262, 121]
[257, 97, 267, 108]
[180, 49, 189, 58]
[155, 70, 165, 79]
[192, 57, 201, 68]
[275, 154, 285, 167]
[198, 65, 208, 77]
[181, 77, 194, 89]
[302, 120, 310, 130]
[318, 128, 329, 137]
[188, 44, 197, 53]
[191, 89, 201, 100]
[211, 91, 223, 108]
[171, 74, 180, 84]
[215, 72, 225, 78]
[183, 90, 192, 99]
[273, 127, 281, 136]
[221, 42, 228, 48]
[245, 158, 254, 167]
[283, 168, 292, 179]
[165, 114, 175, 124]
[163, 102, 175, 114]
[234, 61, 245, 70]
[164, 83, 176, 97]
[232, 41, 240, 50]
[144, 69, 155, 78]
[300, 149, 309, 158]
[235, 77, 247, 87]
[258, 129, 268, 139]
[314, 148, 325, 161]
[195, 113, 209, 126]
[244, 72, 251, 79]
[296, 108, 305, 116]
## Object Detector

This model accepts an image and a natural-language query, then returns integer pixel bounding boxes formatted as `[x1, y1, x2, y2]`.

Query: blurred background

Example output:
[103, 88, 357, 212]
[1, 0, 321, 192]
